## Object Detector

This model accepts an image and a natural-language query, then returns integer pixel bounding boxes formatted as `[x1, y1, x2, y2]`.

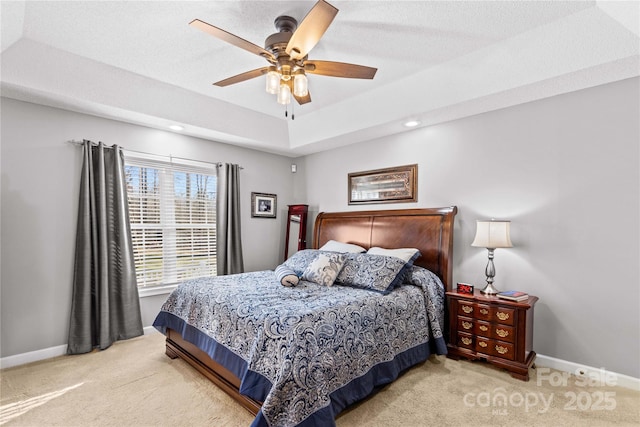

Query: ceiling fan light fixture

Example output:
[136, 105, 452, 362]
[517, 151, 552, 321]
[293, 73, 308, 97]
[277, 83, 292, 105]
[191, 0, 377, 114]
[266, 70, 280, 94]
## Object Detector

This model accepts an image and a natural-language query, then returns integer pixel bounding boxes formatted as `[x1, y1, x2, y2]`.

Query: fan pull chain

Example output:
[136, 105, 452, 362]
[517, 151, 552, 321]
[284, 104, 295, 120]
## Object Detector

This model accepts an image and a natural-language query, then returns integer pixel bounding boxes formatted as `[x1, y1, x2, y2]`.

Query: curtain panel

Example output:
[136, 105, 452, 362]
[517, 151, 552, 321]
[216, 163, 244, 275]
[68, 141, 143, 354]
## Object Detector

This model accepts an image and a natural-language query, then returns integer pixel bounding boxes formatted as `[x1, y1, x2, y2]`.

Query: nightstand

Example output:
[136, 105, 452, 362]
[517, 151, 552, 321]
[446, 290, 538, 381]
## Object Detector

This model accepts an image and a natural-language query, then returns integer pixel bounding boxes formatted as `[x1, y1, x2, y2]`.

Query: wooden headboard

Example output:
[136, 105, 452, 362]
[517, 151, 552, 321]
[313, 207, 457, 291]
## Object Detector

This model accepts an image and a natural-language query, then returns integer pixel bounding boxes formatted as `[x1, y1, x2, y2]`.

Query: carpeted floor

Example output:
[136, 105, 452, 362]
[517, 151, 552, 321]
[1, 332, 638, 426]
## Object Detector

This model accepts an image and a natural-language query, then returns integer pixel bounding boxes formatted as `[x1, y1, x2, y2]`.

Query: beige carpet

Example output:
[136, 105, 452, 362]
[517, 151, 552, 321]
[1, 332, 638, 426]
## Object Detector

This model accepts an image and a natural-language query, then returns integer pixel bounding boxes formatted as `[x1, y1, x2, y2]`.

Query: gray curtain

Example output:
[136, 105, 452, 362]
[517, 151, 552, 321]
[67, 140, 143, 354]
[217, 163, 244, 275]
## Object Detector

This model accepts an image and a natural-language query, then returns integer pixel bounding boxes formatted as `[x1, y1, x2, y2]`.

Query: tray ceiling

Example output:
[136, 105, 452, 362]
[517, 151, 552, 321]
[1, 1, 638, 156]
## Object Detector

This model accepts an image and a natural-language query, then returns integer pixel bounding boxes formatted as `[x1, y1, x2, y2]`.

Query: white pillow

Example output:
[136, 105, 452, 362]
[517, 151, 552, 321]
[302, 252, 347, 286]
[367, 246, 420, 262]
[319, 240, 366, 254]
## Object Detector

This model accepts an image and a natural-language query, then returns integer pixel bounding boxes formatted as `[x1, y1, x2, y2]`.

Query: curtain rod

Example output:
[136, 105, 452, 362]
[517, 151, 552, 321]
[66, 140, 243, 169]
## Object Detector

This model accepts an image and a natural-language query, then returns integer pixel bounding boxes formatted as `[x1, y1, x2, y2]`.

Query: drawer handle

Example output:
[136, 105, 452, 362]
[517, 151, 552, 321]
[478, 341, 488, 348]
[496, 329, 509, 338]
[461, 337, 472, 345]
[480, 308, 489, 315]
[495, 345, 508, 355]
[462, 321, 473, 330]
[479, 325, 488, 332]
[496, 312, 510, 321]
[462, 306, 473, 314]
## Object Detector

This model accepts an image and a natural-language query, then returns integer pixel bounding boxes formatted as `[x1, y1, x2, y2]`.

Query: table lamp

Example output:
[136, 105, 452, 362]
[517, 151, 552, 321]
[471, 219, 513, 295]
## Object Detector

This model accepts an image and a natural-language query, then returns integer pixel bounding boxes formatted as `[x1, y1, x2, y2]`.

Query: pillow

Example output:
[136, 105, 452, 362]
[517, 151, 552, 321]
[319, 240, 366, 254]
[283, 249, 322, 276]
[367, 246, 420, 262]
[301, 252, 347, 287]
[336, 251, 421, 294]
[275, 264, 299, 287]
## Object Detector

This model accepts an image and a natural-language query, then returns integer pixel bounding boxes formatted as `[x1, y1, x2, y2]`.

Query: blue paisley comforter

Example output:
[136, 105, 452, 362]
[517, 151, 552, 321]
[153, 266, 446, 427]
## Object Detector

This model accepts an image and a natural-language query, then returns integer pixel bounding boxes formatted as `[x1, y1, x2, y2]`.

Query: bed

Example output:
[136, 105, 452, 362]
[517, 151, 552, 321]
[153, 207, 457, 426]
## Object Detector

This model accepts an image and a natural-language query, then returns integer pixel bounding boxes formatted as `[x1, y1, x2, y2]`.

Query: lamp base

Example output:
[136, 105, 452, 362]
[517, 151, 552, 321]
[480, 282, 500, 295]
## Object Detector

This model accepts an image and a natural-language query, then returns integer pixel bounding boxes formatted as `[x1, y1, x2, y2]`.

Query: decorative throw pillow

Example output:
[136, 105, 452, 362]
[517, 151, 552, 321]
[301, 252, 347, 287]
[274, 264, 299, 287]
[367, 246, 420, 262]
[283, 249, 322, 276]
[319, 240, 366, 254]
[336, 251, 421, 294]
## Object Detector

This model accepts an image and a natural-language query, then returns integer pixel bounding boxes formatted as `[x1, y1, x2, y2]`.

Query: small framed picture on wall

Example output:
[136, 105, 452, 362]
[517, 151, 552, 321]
[251, 192, 277, 218]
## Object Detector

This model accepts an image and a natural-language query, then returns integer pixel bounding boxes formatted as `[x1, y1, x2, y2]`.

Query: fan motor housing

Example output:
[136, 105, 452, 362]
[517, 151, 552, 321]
[265, 15, 298, 57]
[265, 32, 292, 55]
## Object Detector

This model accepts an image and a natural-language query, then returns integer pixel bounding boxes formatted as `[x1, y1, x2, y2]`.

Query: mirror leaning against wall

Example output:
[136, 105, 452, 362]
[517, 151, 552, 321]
[284, 205, 308, 261]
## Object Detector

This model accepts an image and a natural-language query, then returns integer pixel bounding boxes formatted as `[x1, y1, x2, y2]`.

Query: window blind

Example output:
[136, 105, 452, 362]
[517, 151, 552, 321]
[124, 154, 218, 288]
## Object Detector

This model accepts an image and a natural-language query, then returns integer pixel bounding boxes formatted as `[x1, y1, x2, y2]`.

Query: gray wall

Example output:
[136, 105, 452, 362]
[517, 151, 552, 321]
[299, 78, 640, 378]
[0, 98, 295, 357]
[2, 78, 639, 378]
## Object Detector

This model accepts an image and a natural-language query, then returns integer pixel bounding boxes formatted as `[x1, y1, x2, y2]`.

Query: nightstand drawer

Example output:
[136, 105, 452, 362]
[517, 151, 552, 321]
[458, 303, 475, 316]
[475, 336, 491, 353]
[475, 321, 491, 337]
[474, 321, 515, 342]
[493, 325, 515, 343]
[457, 332, 474, 349]
[476, 304, 491, 320]
[493, 307, 515, 325]
[475, 337, 515, 361]
[492, 341, 515, 360]
[458, 317, 475, 333]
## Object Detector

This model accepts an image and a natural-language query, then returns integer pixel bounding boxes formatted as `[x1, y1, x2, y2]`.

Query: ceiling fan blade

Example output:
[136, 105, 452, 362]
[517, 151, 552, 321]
[190, 19, 275, 62]
[305, 60, 377, 79]
[286, 0, 338, 60]
[213, 67, 271, 87]
[294, 91, 312, 105]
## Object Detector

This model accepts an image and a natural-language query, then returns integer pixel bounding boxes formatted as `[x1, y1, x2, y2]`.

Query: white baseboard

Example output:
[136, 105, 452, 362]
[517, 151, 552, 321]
[0, 344, 68, 370]
[536, 354, 640, 391]
[0, 327, 159, 370]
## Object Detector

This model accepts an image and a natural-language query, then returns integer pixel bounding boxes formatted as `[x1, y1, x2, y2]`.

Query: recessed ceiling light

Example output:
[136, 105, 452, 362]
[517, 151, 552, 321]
[169, 125, 184, 131]
[403, 120, 421, 128]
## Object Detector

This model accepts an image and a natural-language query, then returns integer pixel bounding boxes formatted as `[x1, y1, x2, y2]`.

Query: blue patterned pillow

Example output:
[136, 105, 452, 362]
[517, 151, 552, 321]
[283, 249, 322, 276]
[335, 251, 421, 294]
[301, 252, 347, 287]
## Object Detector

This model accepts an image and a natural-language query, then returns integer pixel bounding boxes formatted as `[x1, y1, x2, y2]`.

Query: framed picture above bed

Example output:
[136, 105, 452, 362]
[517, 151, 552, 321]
[251, 192, 277, 218]
[348, 164, 418, 205]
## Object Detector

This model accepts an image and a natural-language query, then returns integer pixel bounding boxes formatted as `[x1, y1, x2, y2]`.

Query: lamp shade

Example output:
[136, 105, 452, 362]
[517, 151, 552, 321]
[471, 220, 513, 249]
[266, 70, 280, 95]
[293, 73, 308, 97]
[277, 83, 291, 105]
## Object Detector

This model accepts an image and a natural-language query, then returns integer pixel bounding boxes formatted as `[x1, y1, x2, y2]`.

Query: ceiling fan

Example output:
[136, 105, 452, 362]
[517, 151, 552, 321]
[190, 0, 377, 109]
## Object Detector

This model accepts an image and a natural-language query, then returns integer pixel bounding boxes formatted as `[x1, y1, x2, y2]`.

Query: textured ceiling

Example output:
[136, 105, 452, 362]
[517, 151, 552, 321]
[1, 1, 638, 156]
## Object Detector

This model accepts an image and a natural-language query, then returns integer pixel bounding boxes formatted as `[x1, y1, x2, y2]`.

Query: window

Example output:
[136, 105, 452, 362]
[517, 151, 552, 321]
[124, 155, 217, 288]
